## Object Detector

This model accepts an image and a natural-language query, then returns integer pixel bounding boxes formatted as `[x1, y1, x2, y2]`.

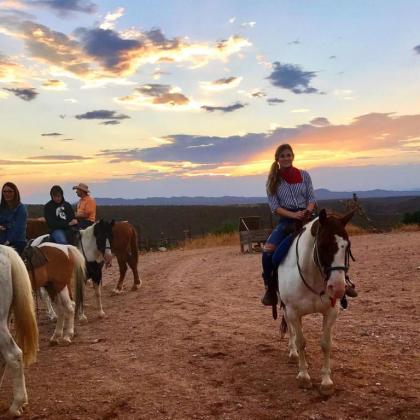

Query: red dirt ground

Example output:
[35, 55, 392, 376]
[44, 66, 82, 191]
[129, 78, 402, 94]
[1, 231, 420, 419]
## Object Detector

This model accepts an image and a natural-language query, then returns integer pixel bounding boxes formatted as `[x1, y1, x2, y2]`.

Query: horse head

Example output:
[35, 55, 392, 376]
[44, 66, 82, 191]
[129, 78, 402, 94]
[311, 209, 355, 299]
[93, 219, 114, 255]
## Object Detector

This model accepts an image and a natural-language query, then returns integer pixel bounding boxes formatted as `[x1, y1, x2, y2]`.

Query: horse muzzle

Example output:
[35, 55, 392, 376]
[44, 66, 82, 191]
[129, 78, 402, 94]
[326, 275, 346, 299]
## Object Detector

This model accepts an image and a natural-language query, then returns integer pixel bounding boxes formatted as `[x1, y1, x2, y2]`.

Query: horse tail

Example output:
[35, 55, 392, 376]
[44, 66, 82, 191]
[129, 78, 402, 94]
[67, 245, 86, 316]
[6, 247, 39, 366]
[129, 224, 139, 262]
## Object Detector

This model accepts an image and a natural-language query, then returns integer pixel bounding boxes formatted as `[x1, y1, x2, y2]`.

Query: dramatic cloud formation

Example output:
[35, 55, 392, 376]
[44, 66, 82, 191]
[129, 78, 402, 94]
[200, 76, 242, 91]
[0, 14, 250, 80]
[3, 86, 38, 100]
[201, 102, 247, 113]
[267, 62, 319, 94]
[117, 84, 190, 109]
[27, 0, 97, 16]
[97, 113, 420, 169]
[41, 132, 62, 136]
[267, 97, 285, 105]
[75, 109, 130, 120]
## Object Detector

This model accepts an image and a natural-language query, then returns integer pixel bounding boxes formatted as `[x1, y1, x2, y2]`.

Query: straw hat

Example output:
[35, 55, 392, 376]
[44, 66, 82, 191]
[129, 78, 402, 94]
[72, 182, 90, 193]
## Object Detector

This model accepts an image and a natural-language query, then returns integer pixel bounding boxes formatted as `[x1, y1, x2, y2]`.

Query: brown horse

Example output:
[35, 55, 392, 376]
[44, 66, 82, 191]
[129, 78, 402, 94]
[23, 243, 86, 345]
[26, 218, 141, 294]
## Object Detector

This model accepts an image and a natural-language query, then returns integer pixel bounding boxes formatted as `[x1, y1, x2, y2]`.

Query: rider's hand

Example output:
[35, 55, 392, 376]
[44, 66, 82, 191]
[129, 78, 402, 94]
[0, 225, 5, 231]
[294, 210, 307, 220]
[69, 219, 78, 226]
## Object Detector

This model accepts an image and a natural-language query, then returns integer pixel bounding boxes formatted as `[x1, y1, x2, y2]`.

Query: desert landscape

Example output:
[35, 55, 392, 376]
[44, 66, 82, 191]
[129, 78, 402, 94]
[1, 230, 419, 419]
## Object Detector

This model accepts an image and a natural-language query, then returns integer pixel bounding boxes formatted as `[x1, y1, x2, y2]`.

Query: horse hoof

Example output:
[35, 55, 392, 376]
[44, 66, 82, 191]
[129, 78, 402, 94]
[111, 288, 122, 296]
[99, 311, 106, 318]
[49, 338, 59, 346]
[288, 352, 298, 363]
[320, 382, 334, 396]
[297, 374, 312, 389]
[8, 408, 22, 417]
[79, 315, 88, 324]
[131, 284, 139, 291]
[62, 337, 72, 345]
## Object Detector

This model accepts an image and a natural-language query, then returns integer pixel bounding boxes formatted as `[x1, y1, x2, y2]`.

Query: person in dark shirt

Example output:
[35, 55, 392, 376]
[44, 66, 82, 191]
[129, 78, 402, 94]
[0, 182, 27, 254]
[44, 185, 78, 244]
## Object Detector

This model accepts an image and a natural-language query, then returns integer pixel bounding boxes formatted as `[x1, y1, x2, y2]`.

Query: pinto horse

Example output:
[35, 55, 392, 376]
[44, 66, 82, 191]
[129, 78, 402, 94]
[30, 221, 113, 320]
[27, 218, 141, 294]
[277, 209, 355, 395]
[0, 245, 38, 417]
[23, 243, 86, 345]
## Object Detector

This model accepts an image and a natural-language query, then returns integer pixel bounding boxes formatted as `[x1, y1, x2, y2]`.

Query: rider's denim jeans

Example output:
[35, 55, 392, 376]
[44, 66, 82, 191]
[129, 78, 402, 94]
[51, 229, 68, 244]
[261, 217, 297, 286]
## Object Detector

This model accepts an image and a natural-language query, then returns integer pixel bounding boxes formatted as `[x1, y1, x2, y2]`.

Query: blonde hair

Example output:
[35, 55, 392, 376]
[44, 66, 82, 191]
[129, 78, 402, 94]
[266, 144, 294, 196]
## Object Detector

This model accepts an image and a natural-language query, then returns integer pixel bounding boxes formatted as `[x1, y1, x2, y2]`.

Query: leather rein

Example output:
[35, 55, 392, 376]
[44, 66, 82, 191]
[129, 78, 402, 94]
[295, 222, 355, 298]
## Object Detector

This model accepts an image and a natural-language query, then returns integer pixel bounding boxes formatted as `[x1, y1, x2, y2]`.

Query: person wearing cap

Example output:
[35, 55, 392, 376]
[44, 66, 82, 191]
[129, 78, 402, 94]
[44, 185, 78, 244]
[73, 182, 96, 229]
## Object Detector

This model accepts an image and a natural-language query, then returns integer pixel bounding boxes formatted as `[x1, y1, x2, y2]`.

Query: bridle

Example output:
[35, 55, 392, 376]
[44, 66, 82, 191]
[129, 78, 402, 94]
[296, 222, 355, 297]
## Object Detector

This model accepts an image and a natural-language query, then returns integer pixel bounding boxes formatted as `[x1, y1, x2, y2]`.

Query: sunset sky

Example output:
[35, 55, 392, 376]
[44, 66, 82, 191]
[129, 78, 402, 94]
[1, 0, 420, 203]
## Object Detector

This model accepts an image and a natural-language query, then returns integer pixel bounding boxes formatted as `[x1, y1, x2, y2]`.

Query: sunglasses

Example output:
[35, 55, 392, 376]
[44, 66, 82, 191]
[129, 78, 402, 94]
[2, 189, 15, 194]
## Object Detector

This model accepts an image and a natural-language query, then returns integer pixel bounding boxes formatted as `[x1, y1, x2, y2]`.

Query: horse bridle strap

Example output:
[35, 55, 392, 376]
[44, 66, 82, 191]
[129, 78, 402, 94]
[295, 227, 325, 297]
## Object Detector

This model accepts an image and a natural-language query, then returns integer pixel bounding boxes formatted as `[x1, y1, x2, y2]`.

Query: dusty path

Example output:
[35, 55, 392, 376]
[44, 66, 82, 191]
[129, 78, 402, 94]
[1, 231, 420, 419]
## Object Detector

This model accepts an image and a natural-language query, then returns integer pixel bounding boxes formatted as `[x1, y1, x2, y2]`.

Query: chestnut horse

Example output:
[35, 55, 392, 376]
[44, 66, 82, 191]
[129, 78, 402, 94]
[23, 243, 86, 345]
[27, 218, 141, 294]
[0, 245, 38, 417]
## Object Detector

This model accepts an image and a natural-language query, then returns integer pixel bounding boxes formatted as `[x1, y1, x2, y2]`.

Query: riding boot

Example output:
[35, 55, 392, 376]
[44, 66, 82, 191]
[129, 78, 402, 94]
[261, 251, 277, 306]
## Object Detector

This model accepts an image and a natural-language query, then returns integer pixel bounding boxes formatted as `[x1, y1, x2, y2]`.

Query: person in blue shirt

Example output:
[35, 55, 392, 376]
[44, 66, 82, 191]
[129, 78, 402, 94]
[0, 182, 27, 255]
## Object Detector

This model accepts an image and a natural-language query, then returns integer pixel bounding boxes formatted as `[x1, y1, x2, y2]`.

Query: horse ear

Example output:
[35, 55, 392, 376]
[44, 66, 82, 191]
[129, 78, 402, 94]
[319, 208, 328, 225]
[340, 210, 355, 227]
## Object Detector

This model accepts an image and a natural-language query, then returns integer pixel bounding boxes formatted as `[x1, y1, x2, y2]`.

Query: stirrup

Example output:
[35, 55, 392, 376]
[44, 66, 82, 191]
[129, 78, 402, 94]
[345, 275, 358, 297]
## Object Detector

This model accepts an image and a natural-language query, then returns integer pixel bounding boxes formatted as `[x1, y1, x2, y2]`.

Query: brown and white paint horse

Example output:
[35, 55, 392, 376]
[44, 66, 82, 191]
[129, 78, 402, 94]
[27, 218, 141, 295]
[31, 221, 113, 320]
[26, 243, 86, 345]
[278, 209, 355, 395]
[0, 245, 38, 417]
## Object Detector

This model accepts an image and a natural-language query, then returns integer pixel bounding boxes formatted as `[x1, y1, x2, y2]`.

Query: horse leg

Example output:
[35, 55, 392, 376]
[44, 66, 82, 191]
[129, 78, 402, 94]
[319, 309, 338, 396]
[112, 255, 127, 294]
[50, 296, 65, 345]
[40, 287, 57, 321]
[60, 287, 76, 345]
[288, 311, 311, 388]
[127, 254, 141, 291]
[0, 327, 28, 416]
[93, 282, 105, 318]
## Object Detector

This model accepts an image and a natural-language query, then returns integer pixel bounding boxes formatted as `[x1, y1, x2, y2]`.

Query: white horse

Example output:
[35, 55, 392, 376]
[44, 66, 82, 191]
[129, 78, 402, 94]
[278, 209, 354, 395]
[31, 221, 113, 321]
[0, 245, 38, 417]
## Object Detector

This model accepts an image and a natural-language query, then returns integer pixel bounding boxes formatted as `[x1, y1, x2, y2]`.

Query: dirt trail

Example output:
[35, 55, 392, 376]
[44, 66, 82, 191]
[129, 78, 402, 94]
[1, 231, 419, 419]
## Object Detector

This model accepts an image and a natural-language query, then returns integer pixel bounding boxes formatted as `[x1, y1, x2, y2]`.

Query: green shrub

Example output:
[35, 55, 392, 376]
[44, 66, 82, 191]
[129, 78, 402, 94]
[402, 210, 420, 225]
[212, 220, 237, 235]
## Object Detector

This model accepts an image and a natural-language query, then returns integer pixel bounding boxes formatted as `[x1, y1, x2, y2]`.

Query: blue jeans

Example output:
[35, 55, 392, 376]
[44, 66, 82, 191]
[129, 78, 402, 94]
[262, 218, 296, 286]
[51, 229, 68, 244]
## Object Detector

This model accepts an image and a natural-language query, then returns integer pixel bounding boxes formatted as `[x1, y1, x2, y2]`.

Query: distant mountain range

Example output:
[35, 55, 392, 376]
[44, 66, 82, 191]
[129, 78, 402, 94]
[96, 188, 420, 206]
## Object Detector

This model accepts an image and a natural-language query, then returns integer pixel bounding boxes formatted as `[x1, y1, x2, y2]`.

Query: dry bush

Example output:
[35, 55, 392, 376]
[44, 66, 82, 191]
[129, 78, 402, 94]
[391, 224, 420, 233]
[346, 223, 369, 236]
[183, 232, 239, 250]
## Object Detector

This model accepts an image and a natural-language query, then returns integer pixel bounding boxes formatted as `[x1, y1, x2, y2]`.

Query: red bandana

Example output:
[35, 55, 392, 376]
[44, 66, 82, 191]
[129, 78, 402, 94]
[279, 166, 302, 184]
